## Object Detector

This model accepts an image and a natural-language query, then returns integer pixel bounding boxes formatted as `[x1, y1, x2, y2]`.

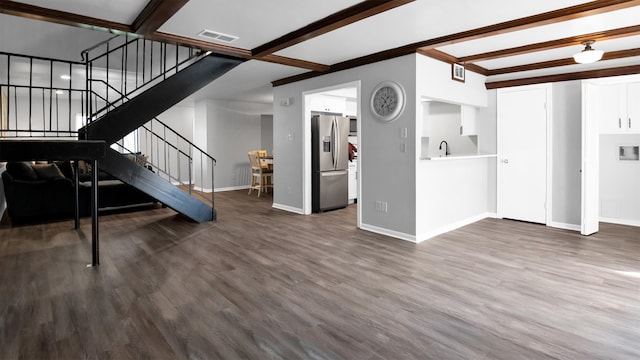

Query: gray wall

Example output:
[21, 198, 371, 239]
[198, 99, 270, 191]
[273, 55, 417, 236]
[551, 81, 582, 226]
[261, 114, 273, 154]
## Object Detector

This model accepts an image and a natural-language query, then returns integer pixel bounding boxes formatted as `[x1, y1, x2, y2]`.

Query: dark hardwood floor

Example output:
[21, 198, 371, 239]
[0, 190, 639, 359]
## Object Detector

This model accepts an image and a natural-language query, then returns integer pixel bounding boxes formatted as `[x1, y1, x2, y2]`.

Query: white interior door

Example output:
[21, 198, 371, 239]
[581, 82, 599, 235]
[498, 86, 548, 224]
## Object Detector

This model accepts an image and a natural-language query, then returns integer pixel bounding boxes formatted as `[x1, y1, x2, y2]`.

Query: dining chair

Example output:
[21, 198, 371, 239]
[257, 149, 269, 169]
[247, 150, 272, 197]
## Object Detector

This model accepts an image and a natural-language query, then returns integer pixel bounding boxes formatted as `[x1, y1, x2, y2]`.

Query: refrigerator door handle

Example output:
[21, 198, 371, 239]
[332, 118, 338, 170]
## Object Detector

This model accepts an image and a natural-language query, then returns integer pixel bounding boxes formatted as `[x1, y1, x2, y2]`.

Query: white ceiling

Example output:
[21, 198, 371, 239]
[2, 0, 640, 104]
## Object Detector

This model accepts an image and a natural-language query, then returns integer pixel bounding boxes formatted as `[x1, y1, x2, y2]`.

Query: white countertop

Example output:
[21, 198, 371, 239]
[420, 154, 497, 161]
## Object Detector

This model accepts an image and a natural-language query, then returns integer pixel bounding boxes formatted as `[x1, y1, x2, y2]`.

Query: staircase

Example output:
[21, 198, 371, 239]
[0, 36, 244, 223]
[78, 35, 245, 222]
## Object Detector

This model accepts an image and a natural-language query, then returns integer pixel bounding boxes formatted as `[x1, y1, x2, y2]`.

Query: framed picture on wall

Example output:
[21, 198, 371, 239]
[618, 145, 639, 161]
[452, 63, 465, 83]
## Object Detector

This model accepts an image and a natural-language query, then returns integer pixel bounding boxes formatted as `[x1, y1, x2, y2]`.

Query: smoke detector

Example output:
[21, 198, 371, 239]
[197, 29, 239, 44]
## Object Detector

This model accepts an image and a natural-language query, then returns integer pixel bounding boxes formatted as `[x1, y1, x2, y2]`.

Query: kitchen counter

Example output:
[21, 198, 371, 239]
[420, 154, 497, 161]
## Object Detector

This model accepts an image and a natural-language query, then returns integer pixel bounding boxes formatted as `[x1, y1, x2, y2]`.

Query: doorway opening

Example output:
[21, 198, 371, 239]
[302, 81, 361, 228]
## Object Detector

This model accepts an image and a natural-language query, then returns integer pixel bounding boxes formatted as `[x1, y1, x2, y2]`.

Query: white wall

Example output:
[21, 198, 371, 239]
[273, 55, 417, 237]
[426, 101, 478, 156]
[551, 81, 582, 227]
[5, 95, 82, 137]
[599, 134, 640, 225]
[478, 90, 497, 214]
[415, 55, 490, 241]
[199, 99, 270, 192]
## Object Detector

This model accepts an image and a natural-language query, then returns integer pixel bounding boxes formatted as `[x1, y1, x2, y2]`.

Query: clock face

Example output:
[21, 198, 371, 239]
[373, 86, 398, 116]
[370, 81, 405, 122]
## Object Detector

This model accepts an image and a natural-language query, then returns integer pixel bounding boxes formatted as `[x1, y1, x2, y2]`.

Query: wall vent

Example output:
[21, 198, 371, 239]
[197, 29, 239, 43]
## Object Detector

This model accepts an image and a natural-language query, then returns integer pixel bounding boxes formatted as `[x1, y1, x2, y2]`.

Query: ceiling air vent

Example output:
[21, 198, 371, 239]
[197, 29, 239, 44]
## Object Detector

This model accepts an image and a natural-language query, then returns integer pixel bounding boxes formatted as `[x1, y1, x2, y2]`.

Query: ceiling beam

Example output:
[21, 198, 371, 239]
[148, 32, 252, 58]
[148, 32, 330, 72]
[459, 25, 640, 63]
[417, 49, 488, 76]
[273, 0, 640, 87]
[0, 0, 131, 33]
[487, 48, 640, 76]
[417, 0, 640, 50]
[132, 0, 190, 35]
[251, 0, 414, 58]
[258, 54, 329, 72]
[485, 64, 640, 89]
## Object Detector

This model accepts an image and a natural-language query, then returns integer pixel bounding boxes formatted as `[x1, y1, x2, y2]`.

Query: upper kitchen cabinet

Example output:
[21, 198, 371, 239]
[460, 105, 477, 136]
[599, 82, 640, 134]
[309, 94, 346, 114]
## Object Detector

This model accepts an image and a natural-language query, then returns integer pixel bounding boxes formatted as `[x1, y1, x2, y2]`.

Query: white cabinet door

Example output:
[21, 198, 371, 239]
[599, 84, 626, 134]
[310, 95, 346, 114]
[627, 82, 640, 134]
[460, 105, 477, 136]
[348, 160, 357, 200]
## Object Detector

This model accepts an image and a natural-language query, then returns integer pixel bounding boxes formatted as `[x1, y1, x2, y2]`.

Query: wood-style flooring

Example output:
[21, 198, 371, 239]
[0, 190, 639, 359]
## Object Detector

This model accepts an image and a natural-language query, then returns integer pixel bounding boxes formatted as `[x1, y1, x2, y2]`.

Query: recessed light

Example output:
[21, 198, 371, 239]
[60, 75, 71, 80]
[55, 90, 64, 94]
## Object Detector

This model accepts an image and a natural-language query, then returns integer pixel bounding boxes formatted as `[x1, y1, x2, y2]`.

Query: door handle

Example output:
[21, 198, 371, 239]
[503, 159, 509, 164]
[619, 118, 622, 128]
[629, 118, 632, 129]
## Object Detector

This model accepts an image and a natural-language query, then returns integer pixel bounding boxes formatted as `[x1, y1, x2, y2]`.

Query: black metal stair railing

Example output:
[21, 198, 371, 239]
[81, 34, 205, 124]
[0, 52, 87, 138]
[87, 76, 216, 206]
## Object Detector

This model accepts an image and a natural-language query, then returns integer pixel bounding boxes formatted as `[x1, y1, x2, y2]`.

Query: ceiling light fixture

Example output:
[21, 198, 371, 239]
[60, 75, 71, 80]
[573, 40, 604, 64]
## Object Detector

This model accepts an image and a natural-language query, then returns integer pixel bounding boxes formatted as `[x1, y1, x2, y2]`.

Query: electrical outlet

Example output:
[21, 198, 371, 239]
[400, 143, 406, 152]
[375, 201, 388, 213]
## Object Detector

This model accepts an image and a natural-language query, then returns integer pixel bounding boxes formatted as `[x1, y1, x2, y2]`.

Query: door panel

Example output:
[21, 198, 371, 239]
[500, 87, 547, 224]
[319, 170, 348, 210]
[335, 116, 349, 170]
[316, 116, 335, 171]
[582, 83, 599, 235]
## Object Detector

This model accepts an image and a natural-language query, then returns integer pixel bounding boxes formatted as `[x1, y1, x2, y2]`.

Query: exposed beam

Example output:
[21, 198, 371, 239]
[147, 32, 252, 58]
[417, 0, 640, 50]
[417, 49, 488, 76]
[132, 0, 190, 35]
[459, 25, 640, 63]
[0, 0, 131, 33]
[273, 0, 640, 87]
[251, 0, 414, 58]
[485, 64, 640, 89]
[487, 48, 640, 76]
[259, 54, 330, 72]
[148, 32, 330, 71]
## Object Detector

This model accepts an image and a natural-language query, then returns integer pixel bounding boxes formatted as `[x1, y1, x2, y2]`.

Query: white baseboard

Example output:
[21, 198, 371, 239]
[272, 203, 305, 214]
[214, 185, 250, 193]
[485, 212, 499, 219]
[548, 221, 581, 231]
[416, 212, 491, 243]
[359, 223, 417, 243]
[600, 217, 640, 227]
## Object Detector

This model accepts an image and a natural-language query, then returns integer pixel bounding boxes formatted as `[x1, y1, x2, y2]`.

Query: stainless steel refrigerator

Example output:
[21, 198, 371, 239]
[312, 114, 349, 213]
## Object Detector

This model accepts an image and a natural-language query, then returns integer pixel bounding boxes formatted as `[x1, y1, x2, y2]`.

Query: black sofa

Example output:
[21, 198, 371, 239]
[1, 161, 155, 224]
[1, 162, 75, 223]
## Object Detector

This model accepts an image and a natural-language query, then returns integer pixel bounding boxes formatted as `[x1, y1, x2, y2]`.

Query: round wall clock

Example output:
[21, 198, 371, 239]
[370, 81, 405, 122]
